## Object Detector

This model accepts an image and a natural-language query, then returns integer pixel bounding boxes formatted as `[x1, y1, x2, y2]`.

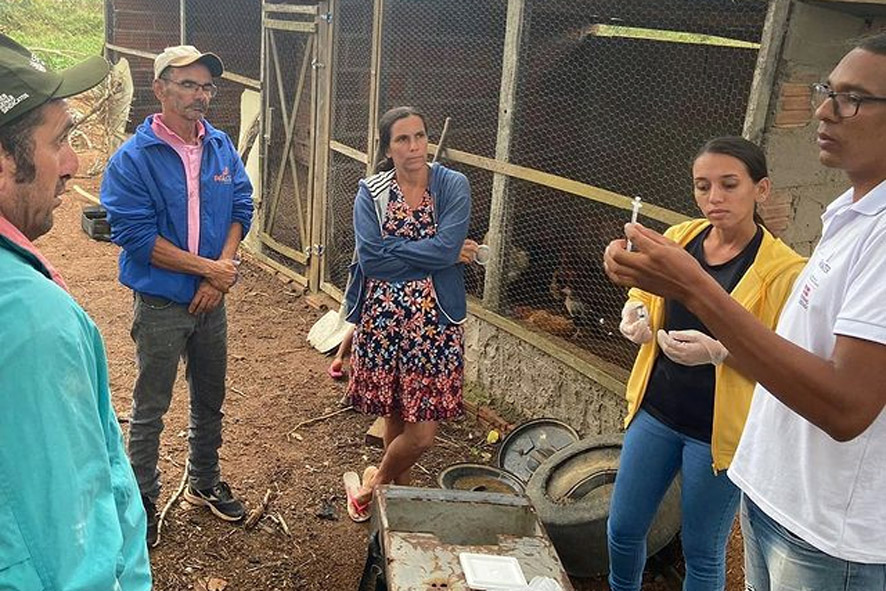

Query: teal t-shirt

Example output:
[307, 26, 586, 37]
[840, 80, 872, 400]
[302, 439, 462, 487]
[0, 239, 151, 590]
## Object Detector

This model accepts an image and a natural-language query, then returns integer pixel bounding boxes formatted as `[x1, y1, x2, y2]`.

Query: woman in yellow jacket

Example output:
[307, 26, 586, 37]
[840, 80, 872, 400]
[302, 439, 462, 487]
[607, 137, 806, 591]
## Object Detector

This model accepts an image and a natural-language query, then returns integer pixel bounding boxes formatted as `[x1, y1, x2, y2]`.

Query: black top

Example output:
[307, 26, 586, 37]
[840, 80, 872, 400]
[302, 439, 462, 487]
[642, 225, 763, 443]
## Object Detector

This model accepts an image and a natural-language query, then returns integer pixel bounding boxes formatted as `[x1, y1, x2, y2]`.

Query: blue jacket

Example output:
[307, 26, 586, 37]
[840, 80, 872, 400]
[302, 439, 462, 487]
[101, 116, 254, 304]
[0, 238, 152, 590]
[344, 163, 471, 325]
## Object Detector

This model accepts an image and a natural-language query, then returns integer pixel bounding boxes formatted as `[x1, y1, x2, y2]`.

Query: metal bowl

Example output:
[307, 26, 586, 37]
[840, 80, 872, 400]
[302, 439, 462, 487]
[497, 418, 580, 483]
[437, 463, 525, 495]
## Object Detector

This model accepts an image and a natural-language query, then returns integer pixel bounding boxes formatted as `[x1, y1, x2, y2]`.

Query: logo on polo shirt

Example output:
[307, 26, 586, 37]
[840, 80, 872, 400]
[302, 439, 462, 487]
[0, 93, 30, 114]
[213, 166, 232, 184]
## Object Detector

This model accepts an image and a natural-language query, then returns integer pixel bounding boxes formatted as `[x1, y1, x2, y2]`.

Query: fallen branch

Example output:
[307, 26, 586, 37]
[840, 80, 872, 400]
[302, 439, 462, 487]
[244, 488, 274, 530]
[268, 512, 291, 537]
[230, 387, 246, 398]
[154, 459, 189, 547]
[287, 406, 353, 439]
[414, 462, 431, 476]
[71, 86, 114, 133]
[164, 453, 182, 469]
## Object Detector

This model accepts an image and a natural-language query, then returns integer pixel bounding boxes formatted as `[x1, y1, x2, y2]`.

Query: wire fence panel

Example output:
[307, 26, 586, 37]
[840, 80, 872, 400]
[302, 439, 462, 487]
[263, 27, 315, 261]
[186, 0, 263, 139]
[324, 0, 374, 293]
[110, 0, 770, 370]
[320, 0, 769, 370]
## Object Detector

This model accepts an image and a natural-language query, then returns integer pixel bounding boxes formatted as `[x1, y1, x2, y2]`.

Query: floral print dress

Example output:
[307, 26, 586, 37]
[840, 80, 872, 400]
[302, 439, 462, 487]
[347, 179, 464, 422]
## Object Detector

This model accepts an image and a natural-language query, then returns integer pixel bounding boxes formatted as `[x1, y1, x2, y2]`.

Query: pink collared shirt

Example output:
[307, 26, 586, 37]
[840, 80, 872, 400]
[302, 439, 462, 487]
[0, 215, 68, 290]
[151, 114, 206, 254]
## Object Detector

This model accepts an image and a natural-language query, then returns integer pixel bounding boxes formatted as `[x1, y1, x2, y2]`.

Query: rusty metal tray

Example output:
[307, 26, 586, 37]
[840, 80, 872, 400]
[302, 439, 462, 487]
[372, 486, 574, 591]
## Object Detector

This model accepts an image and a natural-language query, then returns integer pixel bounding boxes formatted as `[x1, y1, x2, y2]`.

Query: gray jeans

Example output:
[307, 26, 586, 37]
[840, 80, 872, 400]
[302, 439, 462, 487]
[128, 292, 228, 501]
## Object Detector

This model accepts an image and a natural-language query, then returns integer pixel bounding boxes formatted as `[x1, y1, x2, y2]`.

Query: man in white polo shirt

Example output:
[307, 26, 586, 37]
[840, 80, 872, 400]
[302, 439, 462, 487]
[603, 33, 886, 590]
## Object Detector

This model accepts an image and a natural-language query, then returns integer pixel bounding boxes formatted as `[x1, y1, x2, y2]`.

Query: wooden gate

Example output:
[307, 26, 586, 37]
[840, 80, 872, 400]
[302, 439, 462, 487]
[259, 1, 332, 290]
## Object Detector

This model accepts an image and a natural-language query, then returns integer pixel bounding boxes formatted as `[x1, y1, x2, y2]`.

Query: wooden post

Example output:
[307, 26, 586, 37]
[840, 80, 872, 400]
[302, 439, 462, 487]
[743, 0, 793, 143]
[179, 0, 187, 45]
[365, 0, 385, 175]
[482, 0, 525, 312]
[310, 0, 335, 293]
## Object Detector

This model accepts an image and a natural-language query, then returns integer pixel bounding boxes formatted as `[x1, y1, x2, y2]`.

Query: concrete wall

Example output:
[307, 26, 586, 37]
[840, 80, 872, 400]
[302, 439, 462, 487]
[763, 2, 878, 255]
[463, 316, 628, 437]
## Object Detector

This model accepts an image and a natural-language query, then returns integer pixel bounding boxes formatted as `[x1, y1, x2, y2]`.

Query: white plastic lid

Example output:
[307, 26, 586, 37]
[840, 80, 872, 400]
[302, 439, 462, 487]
[459, 552, 527, 590]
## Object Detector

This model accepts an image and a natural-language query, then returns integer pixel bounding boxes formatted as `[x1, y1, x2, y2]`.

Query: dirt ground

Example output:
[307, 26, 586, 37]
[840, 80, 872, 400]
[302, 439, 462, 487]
[35, 132, 744, 590]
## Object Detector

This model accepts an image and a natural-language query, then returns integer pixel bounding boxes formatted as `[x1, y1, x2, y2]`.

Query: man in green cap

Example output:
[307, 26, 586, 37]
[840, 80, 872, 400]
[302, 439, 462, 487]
[0, 34, 152, 589]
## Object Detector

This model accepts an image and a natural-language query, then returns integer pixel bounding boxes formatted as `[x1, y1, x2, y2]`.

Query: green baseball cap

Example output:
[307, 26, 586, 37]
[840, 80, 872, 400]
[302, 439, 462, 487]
[0, 34, 109, 128]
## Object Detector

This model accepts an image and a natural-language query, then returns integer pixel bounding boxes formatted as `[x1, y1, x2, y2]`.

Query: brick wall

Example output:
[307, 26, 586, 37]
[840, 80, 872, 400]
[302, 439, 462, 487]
[106, 0, 180, 131]
[105, 0, 262, 137]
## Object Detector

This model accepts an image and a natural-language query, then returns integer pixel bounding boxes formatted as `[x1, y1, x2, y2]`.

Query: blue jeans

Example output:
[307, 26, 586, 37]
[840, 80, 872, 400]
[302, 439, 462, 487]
[741, 495, 886, 591]
[608, 409, 740, 591]
[128, 293, 228, 501]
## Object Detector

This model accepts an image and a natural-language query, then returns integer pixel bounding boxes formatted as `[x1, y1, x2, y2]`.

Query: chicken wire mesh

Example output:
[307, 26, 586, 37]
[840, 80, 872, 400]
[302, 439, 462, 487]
[107, 0, 772, 371]
[322, 0, 770, 370]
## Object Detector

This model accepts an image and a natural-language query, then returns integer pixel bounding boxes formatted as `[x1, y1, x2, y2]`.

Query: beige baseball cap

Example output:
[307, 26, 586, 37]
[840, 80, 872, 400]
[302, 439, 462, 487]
[153, 45, 223, 79]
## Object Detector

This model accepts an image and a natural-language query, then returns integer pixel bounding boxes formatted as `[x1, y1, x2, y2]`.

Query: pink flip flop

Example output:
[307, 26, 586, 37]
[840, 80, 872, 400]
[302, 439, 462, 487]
[343, 471, 371, 523]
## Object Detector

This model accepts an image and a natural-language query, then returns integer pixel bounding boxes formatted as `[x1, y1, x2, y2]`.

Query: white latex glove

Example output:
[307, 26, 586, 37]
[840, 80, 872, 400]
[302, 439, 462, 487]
[619, 300, 652, 344]
[656, 329, 728, 366]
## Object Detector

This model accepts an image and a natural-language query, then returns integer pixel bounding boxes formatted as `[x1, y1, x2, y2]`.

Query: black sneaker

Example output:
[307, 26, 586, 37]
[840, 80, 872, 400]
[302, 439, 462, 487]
[183, 481, 245, 522]
[142, 495, 158, 547]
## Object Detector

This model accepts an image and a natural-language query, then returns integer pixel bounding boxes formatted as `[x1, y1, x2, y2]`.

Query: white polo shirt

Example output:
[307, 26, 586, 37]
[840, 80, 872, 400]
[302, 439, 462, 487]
[728, 180, 886, 564]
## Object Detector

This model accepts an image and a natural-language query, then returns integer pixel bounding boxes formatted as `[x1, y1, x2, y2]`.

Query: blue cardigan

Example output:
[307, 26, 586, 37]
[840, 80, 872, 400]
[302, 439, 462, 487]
[344, 163, 471, 324]
[100, 116, 254, 304]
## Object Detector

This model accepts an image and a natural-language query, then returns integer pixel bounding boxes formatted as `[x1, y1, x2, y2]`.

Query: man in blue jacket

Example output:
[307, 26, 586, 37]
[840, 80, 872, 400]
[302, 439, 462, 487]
[101, 45, 254, 546]
[0, 35, 152, 589]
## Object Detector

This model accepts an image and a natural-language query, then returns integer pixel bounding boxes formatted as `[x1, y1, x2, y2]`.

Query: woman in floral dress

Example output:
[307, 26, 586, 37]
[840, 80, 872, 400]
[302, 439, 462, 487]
[341, 106, 477, 521]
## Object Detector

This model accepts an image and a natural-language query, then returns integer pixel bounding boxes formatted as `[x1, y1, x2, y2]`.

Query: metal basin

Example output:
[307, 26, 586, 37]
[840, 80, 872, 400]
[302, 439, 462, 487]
[438, 463, 525, 495]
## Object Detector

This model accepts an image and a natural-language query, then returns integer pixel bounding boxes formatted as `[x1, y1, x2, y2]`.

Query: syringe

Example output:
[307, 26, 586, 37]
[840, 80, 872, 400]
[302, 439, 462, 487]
[626, 196, 642, 252]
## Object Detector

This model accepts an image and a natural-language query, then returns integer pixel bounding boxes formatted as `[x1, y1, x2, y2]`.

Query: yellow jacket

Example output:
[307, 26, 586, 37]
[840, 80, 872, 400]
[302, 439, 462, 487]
[624, 219, 806, 472]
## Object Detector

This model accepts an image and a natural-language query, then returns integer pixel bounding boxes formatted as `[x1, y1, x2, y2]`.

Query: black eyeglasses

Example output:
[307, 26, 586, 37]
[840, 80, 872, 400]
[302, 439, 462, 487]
[162, 77, 218, 98]
[811, 82, 886, 119]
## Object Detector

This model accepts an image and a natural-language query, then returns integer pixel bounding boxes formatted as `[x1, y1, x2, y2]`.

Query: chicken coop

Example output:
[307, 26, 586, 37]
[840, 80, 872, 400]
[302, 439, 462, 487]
[104, 0, 886, 432]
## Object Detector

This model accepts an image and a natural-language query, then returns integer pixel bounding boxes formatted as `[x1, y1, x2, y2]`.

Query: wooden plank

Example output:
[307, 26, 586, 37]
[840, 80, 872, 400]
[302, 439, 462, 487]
[431, 145, 688, 226]
[259, 231, 310, 265]
[222, 71, 260, 90]
[319, 281, 344, 302]
[743, 0, 793, 143]
[262, 3, 319, 15]
[105, 43, 155, 61]
[104, 44, 260, 89]
[179, 0, 187, 44]
[248, 248, 309, 287]
[311, 0, 335, 292]
[263, 17, 316, 33]
[365, 0, 385, 176]
[584, 24, 760, 49]
[483, 0, 525, 312]
[259, 27, 270, 213]
[365, 417, 385, 448]
[329, 140, 369, 164]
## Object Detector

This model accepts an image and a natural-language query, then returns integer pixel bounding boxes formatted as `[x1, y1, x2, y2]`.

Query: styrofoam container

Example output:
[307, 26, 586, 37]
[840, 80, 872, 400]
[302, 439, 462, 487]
[459, 552, 527, 590]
